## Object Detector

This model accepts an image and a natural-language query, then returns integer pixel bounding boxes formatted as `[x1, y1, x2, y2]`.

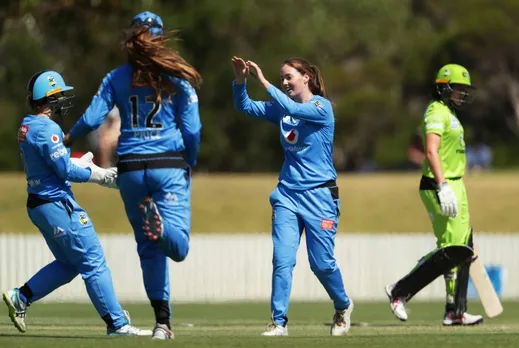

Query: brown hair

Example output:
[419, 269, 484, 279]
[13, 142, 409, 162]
[282, 57, 327, 98]
[125, 27, 202, 103]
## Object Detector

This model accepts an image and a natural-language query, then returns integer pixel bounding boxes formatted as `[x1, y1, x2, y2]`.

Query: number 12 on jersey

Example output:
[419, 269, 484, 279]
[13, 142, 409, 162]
[129, 95, 163, 129]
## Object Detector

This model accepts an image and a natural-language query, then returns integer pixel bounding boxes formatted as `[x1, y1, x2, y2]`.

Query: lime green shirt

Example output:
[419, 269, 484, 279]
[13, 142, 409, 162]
[421, 100, 466, 179]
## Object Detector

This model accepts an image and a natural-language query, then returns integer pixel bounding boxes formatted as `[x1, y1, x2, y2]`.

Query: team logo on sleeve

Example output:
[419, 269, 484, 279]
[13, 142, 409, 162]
[312, 100, 323, 110]
[17, 125, 29, 142]
[78, 212, 90, 226]
[283, 129, 299, 144]
[51, 134, 60, 143]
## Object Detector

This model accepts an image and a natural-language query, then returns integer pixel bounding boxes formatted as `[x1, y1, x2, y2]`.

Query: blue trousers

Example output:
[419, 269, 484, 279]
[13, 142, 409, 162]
[269, 184, 350, 326]
[26, 196, 126, 329]
[117, 168, 191, 304]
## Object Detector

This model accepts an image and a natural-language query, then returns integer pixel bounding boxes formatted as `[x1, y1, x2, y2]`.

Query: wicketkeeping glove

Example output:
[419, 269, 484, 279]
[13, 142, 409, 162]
[71, 152, 118, 189]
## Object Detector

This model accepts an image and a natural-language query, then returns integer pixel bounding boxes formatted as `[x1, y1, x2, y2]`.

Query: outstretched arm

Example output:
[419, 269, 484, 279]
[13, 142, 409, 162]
[231, 56, 281, 125]
[66, 72, 116, 146]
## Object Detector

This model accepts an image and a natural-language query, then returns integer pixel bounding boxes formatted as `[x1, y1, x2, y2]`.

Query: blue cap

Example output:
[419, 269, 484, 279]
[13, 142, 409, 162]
[130, 11, 164, 37]
[27, 70, 74, 100]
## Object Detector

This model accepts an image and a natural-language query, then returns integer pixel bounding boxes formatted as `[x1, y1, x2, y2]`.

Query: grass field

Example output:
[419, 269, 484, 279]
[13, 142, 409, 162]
[1, 171, 519, 233]
[0, 301, 518, 347]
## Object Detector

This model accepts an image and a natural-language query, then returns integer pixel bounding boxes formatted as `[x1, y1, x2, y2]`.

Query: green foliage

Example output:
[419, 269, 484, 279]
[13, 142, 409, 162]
[0, 0, 518, 172]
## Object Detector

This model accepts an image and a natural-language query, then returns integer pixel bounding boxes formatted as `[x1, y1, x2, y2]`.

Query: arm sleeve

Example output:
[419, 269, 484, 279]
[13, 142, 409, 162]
[69, 72, 116, 141]
[232, 80, 281, 125]
[266, 85, 332, 124]
[38, 125, 92, 183]
[171, 77, 201, 167]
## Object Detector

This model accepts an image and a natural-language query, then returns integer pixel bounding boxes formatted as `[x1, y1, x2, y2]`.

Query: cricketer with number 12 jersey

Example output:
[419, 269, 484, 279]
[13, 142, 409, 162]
[68, 63, 201, 166]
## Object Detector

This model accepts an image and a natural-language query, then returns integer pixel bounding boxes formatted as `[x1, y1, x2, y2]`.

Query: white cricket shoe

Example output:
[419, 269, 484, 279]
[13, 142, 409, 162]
[107, 324, 153, 336]
[152, 323, 174, 340]
[261, 322, 288, 336]
[107, 310, 153, 336]
[330, 300, 354, 336]
[3, 289, 28, 333]
[443, 312, 483, 326]
[385, 284, 408, 321]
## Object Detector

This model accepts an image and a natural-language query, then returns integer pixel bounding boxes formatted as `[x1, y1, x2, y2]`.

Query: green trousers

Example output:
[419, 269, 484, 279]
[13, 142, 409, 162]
[419, 178, 471, 308]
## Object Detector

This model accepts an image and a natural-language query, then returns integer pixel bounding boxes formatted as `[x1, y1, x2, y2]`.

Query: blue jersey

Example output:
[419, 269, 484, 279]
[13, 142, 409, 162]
[69, 63, 201, 166]
[17, 115, 91, 200]
[233, 81, 337, 190]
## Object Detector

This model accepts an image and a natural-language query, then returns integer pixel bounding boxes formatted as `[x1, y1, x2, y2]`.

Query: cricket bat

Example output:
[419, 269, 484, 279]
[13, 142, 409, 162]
[469, 254, 503, 318]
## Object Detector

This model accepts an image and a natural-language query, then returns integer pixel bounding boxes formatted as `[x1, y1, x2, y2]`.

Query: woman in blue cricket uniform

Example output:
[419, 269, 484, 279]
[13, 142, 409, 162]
[231, 56, 353, 336]
[64, 12, 202, 340]
[3, 70, 150, 336]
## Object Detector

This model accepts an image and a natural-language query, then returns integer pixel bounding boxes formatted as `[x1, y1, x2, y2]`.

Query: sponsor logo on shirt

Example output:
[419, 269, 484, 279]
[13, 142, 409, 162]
[283, 129, 299, 144]
[49, 146, 68, 161]
[51, 134, 60, 143]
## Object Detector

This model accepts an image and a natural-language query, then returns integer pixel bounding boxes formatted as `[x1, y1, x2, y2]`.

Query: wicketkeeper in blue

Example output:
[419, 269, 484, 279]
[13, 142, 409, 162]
[64, 12, 202, 340]
[231, 56, 354, 336]
[3, 70, 150, 336]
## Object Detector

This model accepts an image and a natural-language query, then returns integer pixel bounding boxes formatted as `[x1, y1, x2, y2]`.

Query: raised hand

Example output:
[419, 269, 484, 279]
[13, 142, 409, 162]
[246, 60, 270, 90]
[231, 56, 248, 84]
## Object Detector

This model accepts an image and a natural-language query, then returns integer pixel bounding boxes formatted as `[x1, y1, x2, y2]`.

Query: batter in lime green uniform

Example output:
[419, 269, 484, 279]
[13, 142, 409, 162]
[385, 64, 483, 326]
[420, 100, 470, 248]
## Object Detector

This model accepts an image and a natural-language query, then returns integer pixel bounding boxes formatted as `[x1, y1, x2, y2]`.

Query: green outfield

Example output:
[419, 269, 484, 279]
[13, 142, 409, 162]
[0, 301, 518, 348]
[1, 171, 518, 233]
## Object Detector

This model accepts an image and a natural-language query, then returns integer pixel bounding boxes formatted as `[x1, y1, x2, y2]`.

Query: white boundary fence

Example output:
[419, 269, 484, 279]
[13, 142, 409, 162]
[0, 233, 516, 303]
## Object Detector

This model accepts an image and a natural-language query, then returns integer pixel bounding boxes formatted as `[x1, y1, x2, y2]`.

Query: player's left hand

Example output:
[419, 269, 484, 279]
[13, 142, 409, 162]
[246, 61, 270, 89]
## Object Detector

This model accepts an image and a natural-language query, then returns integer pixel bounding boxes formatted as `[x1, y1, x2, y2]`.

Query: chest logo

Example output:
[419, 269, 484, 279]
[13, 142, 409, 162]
[283, 129, 299, 144]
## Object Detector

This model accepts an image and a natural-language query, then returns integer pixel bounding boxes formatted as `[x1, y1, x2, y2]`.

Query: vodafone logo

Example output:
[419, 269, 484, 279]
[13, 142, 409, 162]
[51, 134, 60, 144]
[284, 129, 298, 144]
